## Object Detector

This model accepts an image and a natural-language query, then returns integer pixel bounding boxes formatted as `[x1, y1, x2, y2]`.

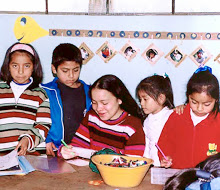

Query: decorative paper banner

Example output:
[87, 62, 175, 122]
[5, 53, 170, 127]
[189, 45, 212, 66]
[96, 41, 117, 63]
[49, 29, 220, 40]
[165, 46, 187, 67]
[119, 41, 140, 62]
[214, 53, 220, 64]
[142, 43, 164, 65]
[79, 42, 94, 64]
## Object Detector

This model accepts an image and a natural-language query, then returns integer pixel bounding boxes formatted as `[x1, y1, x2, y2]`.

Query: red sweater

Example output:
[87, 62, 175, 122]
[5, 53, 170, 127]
[158, 104, 220, 169]
[70, 110, 145, 156]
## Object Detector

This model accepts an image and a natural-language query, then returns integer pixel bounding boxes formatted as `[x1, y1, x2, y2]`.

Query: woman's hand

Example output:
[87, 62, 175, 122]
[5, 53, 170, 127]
[46, 142, 57, 157]
[173, 104, 186, 115]
[160, 156, 172, 168]
[60, 145, 78, 159]
[15, 137, 29, 156]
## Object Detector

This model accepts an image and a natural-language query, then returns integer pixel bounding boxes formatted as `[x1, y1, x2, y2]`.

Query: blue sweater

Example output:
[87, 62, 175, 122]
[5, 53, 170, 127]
[41, 77, 91, 148]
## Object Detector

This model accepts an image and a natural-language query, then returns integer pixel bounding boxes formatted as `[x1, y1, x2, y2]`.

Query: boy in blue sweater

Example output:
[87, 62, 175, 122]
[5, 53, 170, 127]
[42, 43, 91, 156]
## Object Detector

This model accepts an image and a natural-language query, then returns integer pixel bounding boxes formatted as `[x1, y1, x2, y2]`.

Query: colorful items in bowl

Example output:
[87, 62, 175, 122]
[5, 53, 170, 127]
[91, 154, 153, 188]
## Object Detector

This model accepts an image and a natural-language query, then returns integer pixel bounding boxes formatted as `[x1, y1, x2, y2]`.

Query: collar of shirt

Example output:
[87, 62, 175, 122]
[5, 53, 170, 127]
[190, 108, 209, 127]
[10, 77, 33, 102]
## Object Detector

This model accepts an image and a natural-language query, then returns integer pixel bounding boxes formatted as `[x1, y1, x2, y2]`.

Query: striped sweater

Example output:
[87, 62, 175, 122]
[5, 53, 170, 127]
[0, 81, 51, 152]
[69, 109, 145, 156]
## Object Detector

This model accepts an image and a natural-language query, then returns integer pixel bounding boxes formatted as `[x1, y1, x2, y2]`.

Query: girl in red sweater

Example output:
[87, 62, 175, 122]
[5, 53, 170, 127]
[158, 66, 220, 169]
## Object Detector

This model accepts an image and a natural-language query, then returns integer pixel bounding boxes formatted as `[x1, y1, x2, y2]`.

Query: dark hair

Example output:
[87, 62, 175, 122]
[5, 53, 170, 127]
[0, 42, 43, 88]
[52, 43, 82, 70]
[90, 74, 142, 119]
[186, 70, 219, 116]
[164, 153, 220, 190]
[124, 46, 135, 55]
[124, 46, 132, 52]
[147, 49, 157, 56]
[136, 75, 175, 113]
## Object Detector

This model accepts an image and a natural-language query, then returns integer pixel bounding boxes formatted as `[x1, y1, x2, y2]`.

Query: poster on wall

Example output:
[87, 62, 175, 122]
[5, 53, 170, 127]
[96, 41, 117, 63]
[119, 41, 140, 62]
[189, 45, 212, 67]
[141, 43, 164, 65]
[165, 46, 187, 67]
[79, 42, 94, 64]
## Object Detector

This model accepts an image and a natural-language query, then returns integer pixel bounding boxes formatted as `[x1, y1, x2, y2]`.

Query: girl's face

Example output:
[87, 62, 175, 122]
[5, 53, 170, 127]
[9, 52, 34, 84]
[52, 61, 81, 88]
[189, 92, 216, 117]
[138, 90, 164, 115]
[91, 88, 123, 121]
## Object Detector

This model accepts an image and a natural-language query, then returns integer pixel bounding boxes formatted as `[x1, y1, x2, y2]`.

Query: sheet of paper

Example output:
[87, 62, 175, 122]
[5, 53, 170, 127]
[151, 167, 180, 184]
[25, 155, 76, 173]
[25, 155, 49, 170]
[66, 158, 89, 166]
[0, 150, 19, 170]
[0, 150, 34, 176]
[71, 147, 96, 159]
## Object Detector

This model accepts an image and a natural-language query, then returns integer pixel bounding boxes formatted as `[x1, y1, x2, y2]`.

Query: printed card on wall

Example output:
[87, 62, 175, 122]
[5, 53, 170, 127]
[96, 41, 117, 63]
[214, 53, 220, 64]
[165, 46, 187, 67]
[119, 41, 140, 62]
[79, 42, 94, 64]
[141, 43, 164, 65]
[189, 45, 212, 67]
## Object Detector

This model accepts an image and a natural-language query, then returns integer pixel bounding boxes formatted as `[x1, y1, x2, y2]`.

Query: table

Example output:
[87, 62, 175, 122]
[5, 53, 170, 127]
[0, 163, 163, 190]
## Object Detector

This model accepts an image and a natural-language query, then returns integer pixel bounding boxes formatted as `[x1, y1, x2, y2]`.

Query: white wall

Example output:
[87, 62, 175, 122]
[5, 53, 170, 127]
[1, 14, 220, 106]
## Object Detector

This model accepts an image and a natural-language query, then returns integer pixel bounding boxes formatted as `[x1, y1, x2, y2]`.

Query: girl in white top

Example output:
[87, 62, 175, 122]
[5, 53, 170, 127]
[136, 74, 174, 166]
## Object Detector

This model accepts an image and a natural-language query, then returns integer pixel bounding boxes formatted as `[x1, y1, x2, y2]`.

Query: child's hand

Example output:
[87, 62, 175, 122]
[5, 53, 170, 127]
[60, 145, 78, 159]
[173, 104, 186, 115]
[46, 142, 57, 157]
[160, 156, 172, 168]
[15, 137, 29, 156]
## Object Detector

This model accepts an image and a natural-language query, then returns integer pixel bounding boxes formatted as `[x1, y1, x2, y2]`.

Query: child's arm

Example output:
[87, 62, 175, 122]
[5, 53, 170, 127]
[46, 142, 57, 157]
[15, 136, 29, 155]
[45, 111, 59, 156]
[69, 124, 91, 148]
[58, 114, 91, 158]
[69, 113, 91, 149]
[160, 156, 173, 168]
[155, 143, 172, 167]
[158, 113, 176, 168]
[59, 145, 77, 159]
[173, 104, 186, 115]
[45, 132, 54, 145]
[124, 119, 145, 156]
[32, 97, 51, 150]
[59, 145, 95, 159]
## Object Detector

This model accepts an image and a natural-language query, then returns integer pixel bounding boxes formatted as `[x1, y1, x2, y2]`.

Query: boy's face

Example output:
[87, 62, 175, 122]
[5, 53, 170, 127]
[52, 61, 81, 88]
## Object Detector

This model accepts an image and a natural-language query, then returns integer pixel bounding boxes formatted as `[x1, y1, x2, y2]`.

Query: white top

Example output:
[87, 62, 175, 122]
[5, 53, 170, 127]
[10, 78, 33, 103]
[190, 108, 209, 126]
[143, 107, 173, 166]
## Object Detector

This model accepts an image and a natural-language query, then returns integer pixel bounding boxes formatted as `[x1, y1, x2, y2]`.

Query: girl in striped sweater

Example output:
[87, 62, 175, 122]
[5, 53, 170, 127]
[0, 42, 51, 155]
[59, 74, 145, 159]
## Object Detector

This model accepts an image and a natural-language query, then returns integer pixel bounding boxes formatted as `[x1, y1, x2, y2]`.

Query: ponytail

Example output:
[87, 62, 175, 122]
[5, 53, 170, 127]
[164, 153, 220, 190]
[164, 169, 197, 190]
